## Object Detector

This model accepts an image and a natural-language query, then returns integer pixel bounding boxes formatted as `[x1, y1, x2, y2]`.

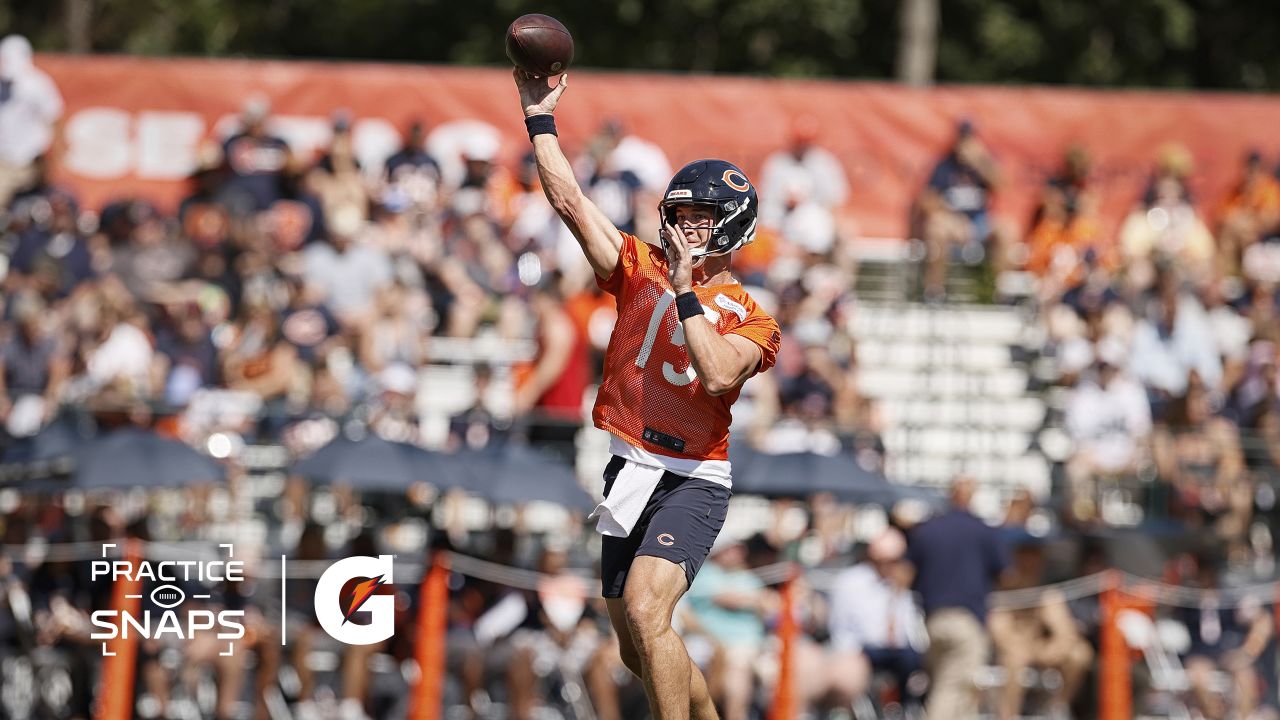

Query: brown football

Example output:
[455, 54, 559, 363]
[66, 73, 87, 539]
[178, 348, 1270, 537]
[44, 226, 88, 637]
[505, 14, 574, 76]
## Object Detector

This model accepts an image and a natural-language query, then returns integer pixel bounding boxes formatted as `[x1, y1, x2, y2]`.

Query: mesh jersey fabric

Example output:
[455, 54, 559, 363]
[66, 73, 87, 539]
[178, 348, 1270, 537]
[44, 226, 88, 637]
[593, 231, 781, 461]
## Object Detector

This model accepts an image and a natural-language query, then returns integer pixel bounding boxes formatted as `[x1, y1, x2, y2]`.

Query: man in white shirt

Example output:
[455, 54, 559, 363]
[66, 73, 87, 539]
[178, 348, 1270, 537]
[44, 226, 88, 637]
[0, 35, 62, 207]
[1129, 273, 1222, 397]
[759, 115, 849, 229]
[1064, 337, 1153, 520]
[827, 528, 926, 703]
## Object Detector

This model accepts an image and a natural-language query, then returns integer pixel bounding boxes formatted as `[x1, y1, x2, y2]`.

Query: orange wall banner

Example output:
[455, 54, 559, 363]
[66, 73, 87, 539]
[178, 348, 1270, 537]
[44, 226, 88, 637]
[407, 551, 450, 720]
[94, 539, 143, 720]
[36, 54, 1280, 240]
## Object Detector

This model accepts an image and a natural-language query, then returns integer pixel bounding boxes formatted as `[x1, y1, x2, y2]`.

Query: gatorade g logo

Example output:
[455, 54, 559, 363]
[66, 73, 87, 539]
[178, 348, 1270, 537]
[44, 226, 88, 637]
[314, 555, 395, 645]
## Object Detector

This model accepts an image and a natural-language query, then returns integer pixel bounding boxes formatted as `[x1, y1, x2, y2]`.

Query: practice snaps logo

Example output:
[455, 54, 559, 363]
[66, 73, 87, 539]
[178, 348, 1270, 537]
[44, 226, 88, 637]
[90, 544, 245, 656]
[313, 555, 396, 645]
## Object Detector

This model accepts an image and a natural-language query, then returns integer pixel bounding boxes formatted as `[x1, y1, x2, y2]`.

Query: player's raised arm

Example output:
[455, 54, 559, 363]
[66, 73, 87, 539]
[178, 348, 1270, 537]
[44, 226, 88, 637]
[513, 70, 622, 279]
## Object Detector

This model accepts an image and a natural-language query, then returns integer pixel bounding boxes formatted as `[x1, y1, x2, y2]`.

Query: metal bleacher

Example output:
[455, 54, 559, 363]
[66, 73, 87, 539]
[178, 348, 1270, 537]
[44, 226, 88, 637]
[850, 246, 1053, 518]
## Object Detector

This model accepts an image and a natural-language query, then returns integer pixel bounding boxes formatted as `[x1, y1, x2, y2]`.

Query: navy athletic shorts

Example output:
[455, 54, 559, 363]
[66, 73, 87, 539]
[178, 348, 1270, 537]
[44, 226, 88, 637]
[599, 455, 732, 598]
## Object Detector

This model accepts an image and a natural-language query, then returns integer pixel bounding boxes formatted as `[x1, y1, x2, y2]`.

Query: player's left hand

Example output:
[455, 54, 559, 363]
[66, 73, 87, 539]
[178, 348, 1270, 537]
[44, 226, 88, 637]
[661, 221, 694, 294]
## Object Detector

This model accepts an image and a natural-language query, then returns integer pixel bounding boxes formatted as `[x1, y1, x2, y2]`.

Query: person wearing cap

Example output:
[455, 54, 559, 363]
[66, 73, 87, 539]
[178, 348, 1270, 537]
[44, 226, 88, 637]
[383, 120, 442, 212]
[221, 95, 291, 213]
[916, 119, 1005, 301]
[1064, 336, 1152, 521]
[827, 528, 925, 707]
[758, 114, 849, 229]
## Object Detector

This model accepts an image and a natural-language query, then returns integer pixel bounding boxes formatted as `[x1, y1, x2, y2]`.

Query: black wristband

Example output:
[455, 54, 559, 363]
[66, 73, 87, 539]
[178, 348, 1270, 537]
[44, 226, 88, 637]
[675, 292, 703, 322]
[525, 114, 557, 141]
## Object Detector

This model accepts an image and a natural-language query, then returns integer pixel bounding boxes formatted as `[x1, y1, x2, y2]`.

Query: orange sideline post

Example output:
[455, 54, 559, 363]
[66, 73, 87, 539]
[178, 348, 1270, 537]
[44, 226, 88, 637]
[94, 539, 143, 720]
[1099, 571, 1133, 720]
[768, 567, 797, 720]
[408, 551, 450, 720]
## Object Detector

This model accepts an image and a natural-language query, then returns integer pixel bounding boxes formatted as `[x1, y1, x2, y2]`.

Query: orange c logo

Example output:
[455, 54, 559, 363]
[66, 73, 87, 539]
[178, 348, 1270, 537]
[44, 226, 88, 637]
[721, 169, 750, 192]
[657, 533, 675, 546]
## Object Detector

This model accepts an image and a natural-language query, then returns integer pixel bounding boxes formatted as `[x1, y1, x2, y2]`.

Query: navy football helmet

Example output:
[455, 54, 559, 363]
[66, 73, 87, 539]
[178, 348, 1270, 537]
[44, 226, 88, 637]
[659, 159, 758, 258]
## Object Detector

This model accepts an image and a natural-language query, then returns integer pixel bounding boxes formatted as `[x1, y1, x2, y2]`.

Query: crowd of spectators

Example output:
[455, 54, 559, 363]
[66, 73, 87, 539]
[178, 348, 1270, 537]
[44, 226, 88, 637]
[2, 37, 1280, 719]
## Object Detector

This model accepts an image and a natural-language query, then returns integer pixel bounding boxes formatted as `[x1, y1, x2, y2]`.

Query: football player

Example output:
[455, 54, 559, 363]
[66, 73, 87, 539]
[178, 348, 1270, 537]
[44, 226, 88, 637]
[513, 69, 780, 720]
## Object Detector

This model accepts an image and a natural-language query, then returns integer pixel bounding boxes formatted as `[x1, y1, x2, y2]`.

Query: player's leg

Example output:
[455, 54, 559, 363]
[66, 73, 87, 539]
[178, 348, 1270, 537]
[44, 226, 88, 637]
[605, 597, 643, 677]
[626, 476, 731, 719]
[623, 556, 714, 720]
[607, 592, 717, 720]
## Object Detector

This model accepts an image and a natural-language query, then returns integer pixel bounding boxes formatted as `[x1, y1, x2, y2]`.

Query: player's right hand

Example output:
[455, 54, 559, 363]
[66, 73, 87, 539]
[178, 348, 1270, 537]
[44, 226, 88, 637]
[514, 68, 568, 118]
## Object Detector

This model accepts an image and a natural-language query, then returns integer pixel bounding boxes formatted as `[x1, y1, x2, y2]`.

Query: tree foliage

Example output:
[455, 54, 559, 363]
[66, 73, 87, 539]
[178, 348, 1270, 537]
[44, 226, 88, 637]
[1, 0, 1277, 90]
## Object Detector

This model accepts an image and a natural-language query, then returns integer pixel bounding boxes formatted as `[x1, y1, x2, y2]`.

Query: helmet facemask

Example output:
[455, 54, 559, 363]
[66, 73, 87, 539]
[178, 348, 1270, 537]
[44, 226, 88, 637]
[659, 197, 757, 259]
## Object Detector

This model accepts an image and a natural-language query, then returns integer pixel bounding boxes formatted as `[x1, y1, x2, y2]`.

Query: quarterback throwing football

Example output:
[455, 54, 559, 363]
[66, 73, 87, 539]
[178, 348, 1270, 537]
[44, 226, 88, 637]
[514, 70, 781, 720]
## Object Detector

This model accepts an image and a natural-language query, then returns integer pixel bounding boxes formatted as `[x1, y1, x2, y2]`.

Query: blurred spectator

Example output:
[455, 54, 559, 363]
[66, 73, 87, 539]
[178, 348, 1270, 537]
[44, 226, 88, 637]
[1130, 269, 1223, 399]
[580, 122, 645, 236]
[310, 112, 370, 235]
[988, 539, 1093, 720]
[448, 364, 511, 451]
[0, 35, 63, 208]
[591, 122, 673, 196]
[1225, 340, 1278, 433]
[102, 200, 195, 299]
[81, 280, 154, 397]
[681, 536, 772, 720]
[221, 299, 299, 421]
[1175, 556, 1274, 720]
[826, 528, 925, 705]
[303, 222, 393, 325]
[514, 278, 588, 465]
[267, 156, 328, 253]
[358, 283, 428, 373]
[1025, 146, 1108, 288]
[759, 115, 849, 229]
[0, 294, 68, 436]
[368, 363, 420, 443]
[1120, 145, 1214, 284]
[907, 475, 1010, 719]
[1152, 373, 1252, 547]
[1064, 337, 1152, 522]
[917, 120, 1004, 301]
[279, 273, 342, 368]
[6, 190, 95, 298]
[151, 302, 218, 408]
[1217, 151, 1280, 277]
[383, 120, 441, 209]
[221, 96, 291, 214]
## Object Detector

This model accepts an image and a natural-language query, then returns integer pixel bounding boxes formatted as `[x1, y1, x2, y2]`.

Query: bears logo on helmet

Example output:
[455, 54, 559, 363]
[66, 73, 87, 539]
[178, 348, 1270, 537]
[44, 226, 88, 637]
[659, 159, 758, 258]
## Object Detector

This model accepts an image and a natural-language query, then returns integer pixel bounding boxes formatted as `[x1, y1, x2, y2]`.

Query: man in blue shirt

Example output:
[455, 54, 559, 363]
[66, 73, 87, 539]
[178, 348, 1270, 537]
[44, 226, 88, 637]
[917, 120, 1003, 301]
[907, 475, 1010, 719]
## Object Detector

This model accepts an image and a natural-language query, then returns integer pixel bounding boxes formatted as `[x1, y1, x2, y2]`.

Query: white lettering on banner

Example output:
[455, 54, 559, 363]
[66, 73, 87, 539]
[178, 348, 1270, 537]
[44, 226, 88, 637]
[269, 115, 331, 165]
[64, 108, 131, 178]
[352, 118, 400, 173]
[136, 112, 206, 179]
[63, 109, 406, 181]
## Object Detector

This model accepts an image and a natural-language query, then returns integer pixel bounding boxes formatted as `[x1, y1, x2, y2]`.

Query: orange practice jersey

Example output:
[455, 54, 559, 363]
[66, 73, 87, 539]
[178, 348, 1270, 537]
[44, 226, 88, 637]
[593, 232, 781, 461]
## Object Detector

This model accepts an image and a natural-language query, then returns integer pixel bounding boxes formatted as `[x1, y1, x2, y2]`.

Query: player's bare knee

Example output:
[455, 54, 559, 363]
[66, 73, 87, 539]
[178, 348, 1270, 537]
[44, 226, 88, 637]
[621, 589, 671, 647]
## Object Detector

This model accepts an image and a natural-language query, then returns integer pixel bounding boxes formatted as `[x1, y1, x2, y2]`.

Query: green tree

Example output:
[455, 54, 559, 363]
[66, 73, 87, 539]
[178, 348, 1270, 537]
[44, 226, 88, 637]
[1, 0, 1277, 90]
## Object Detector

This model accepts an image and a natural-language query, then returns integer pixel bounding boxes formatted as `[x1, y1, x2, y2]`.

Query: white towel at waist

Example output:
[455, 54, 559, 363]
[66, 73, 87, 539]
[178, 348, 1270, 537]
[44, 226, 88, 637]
[587, 459, 664, 538]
